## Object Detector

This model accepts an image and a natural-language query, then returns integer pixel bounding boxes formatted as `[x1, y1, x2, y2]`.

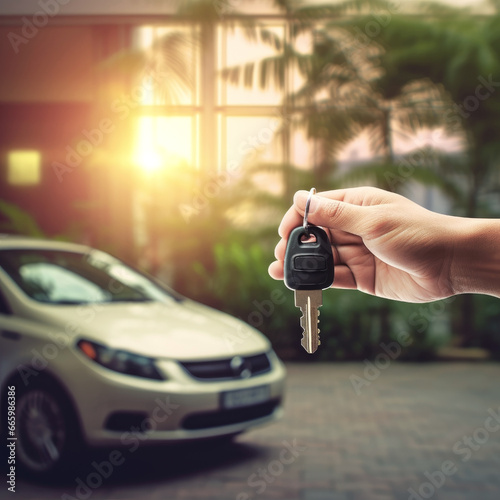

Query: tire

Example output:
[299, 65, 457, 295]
[14, 378, 83, 480]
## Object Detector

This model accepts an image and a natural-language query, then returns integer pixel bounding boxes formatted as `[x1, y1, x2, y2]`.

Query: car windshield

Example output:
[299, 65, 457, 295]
[0, 248, 179, 305]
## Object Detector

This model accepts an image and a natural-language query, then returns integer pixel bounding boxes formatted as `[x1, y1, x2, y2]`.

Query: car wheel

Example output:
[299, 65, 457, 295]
[15, 380, 82, 478]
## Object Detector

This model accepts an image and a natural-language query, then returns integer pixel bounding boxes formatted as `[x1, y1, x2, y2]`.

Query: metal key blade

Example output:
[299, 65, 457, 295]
[295, 289, 322, 354]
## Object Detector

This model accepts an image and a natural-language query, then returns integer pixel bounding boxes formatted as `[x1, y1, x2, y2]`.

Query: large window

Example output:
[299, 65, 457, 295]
[132, 21, 288, 176]
[133, 25, 200, 173]
[218, 25, 284, 106]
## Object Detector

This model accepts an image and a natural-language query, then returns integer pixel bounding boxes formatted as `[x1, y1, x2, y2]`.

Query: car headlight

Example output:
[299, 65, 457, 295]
[77, 339, 164, 380]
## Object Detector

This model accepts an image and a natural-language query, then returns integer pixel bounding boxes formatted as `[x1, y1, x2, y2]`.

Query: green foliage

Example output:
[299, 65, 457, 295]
[180, 235, 302, 358]
[474, 295, 500, 359]
[318, 290, 445, 361]
[371, 11, 500, 217]
[0, 200, 45, 237]
[175, 231, 442, 361]
[157, 1, 500, 360]
[31, 0, 497, 361]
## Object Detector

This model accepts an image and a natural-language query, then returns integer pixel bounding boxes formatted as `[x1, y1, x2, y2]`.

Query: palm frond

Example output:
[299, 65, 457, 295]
[416, 1, 470, 16]
[98, 29, 196, 105]
[295, 0, 395, 21]
[260, 28, 283, 51]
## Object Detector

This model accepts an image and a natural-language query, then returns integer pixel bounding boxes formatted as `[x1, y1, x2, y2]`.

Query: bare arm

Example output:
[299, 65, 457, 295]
[269, 187, 500, 303]
[450, 217, 500, 298]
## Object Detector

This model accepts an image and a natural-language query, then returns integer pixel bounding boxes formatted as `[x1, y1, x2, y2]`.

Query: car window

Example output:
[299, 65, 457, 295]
[0, 248, 178, 305]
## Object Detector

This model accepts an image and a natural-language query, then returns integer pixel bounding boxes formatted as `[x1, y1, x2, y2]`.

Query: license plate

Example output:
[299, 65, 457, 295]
[221, 385, 270, 409]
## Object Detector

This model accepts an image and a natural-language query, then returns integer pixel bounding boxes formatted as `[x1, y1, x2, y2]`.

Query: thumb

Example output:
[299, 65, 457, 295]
[294, 190, 368, 236]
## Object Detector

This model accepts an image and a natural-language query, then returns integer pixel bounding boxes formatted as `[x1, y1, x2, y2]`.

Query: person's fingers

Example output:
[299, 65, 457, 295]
[312, 186, 396, 206]
[269, 259, 358, 290]
[278, 186, 381, 239]
[274, 238, 287, 261]
[334, 241, 371, 268]
[327, 228, 365, 262]
[268, 260, 284, 280]
[293, 190, 371, 236]
[274, 220, 367, 277]
[330, 265, 357, 289]
[274, 231, 360, 265]
[278, 204, 303, 238]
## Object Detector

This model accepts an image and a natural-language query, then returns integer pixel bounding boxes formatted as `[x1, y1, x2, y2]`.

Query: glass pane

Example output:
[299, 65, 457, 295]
[216, 0, 282, 16]
[0, 249, 174, 304]
[219, 25, 285, 106]
[290, 127, 313, 168]
[224, 116, 282, 169]
[133, 26, 197, 106]
[135, 116, 194, 172]
[291, 30, 312, 95]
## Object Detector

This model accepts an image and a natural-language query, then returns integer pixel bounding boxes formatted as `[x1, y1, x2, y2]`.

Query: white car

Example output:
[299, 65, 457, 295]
[0, 235, 285, 478]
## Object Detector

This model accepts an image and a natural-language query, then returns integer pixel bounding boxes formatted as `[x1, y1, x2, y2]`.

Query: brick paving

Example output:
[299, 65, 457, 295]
[4, 362, 500, 500]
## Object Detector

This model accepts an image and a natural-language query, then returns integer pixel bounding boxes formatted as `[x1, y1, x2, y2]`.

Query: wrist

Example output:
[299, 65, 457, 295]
[450, 217, 500, 297]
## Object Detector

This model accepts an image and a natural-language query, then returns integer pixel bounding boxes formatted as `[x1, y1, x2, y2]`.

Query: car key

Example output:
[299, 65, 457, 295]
[284, 223, 334, 354]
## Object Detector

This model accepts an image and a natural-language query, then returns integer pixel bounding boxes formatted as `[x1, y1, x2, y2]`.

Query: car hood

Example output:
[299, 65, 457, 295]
[27, 299, 270, 360]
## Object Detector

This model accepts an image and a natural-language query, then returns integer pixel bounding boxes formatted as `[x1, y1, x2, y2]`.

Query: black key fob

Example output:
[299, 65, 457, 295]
[284, 225, 334, 291]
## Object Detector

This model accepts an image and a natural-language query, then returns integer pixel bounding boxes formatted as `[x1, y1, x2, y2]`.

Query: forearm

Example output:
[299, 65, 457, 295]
[450, 217, 500, 298]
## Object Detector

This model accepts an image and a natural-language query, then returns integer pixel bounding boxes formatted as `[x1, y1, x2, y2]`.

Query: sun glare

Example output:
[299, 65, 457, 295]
[135, 116, 193, 173]
[133, 26, 194, 173]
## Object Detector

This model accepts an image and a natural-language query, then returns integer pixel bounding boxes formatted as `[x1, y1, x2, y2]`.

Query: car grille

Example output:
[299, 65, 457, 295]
[180, 352, 271, 380]
[182, 399, 281, 430]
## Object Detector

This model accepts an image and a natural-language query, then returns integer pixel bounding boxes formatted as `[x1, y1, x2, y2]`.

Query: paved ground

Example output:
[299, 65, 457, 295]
[3, 362, 500, 500]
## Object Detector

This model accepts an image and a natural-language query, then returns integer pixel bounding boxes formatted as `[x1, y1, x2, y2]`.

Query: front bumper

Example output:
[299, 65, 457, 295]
[63, 349, 286, 447]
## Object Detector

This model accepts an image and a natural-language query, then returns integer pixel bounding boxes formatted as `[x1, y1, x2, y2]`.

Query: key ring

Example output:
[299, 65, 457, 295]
[303, 187, 316, 236]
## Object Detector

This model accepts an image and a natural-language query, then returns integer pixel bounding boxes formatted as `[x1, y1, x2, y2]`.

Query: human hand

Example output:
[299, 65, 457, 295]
[269, 187, 462, 303]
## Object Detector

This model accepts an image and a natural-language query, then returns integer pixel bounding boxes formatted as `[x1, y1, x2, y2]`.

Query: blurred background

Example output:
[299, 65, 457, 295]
[1, 0, 500, 362]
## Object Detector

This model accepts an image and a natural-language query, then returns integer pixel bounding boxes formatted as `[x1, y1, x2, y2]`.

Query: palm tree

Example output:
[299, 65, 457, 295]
[220, 1, 500, 350]
[221, 0, 451, 193]
[373, 8, 500, 213]
[366, 7, 500, 347]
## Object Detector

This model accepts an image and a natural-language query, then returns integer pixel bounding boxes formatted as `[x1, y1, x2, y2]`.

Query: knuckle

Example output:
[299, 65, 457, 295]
[324, 200, 344, 223]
